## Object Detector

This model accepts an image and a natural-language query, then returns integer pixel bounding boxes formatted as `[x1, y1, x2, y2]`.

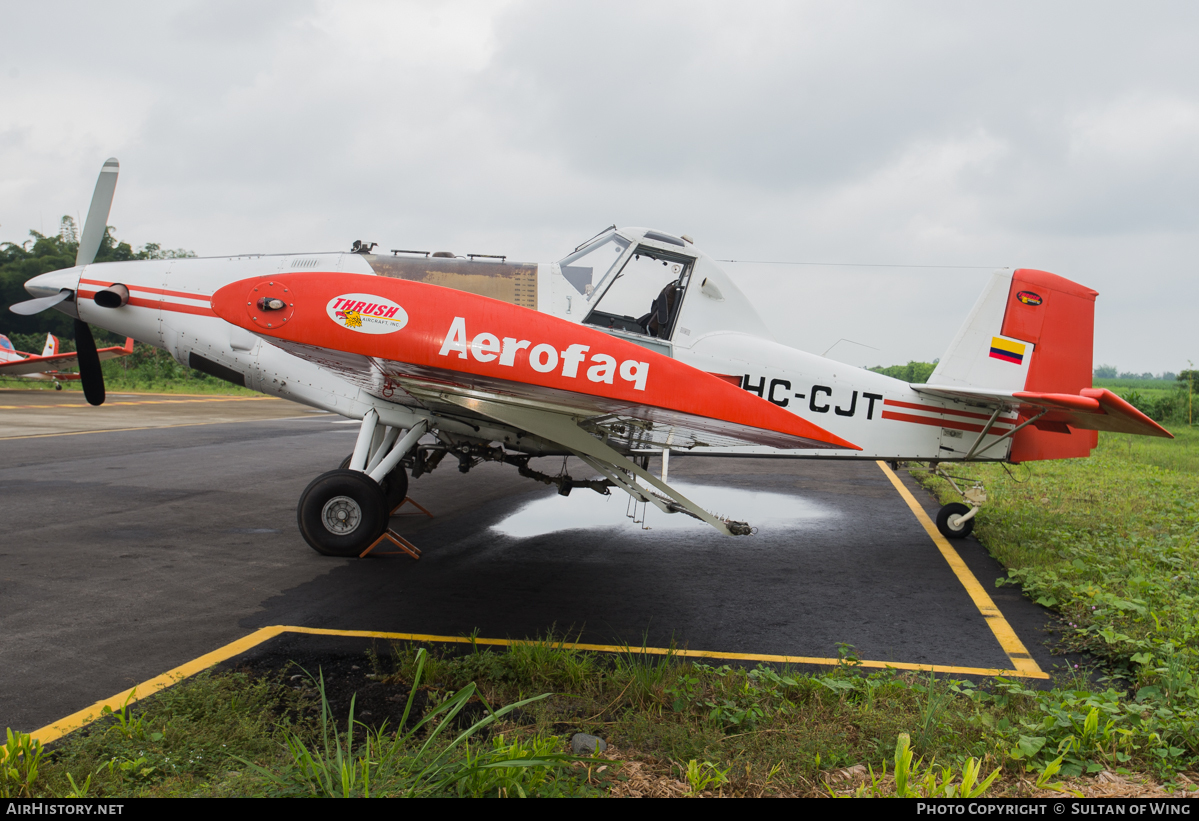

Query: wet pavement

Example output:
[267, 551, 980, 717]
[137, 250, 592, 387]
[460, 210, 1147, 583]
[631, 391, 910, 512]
[0, 402, 1065, 734]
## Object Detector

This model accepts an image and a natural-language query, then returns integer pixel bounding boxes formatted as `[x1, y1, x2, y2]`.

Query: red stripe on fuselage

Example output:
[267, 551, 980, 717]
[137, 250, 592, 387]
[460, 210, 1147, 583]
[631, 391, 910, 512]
[80, 279, 213, 302]
[881, 410, 1009, 434]
[77, 289, 217, 317]
[883, 399, 1014, 423]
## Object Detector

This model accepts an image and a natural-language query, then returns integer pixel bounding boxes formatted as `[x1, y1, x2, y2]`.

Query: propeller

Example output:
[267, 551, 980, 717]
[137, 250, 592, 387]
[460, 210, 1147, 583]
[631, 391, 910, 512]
[77, 158, 120, 267]
[74, 319, 105, 406]
[6, 158, 119, 406]
[8, 290, 73, 315]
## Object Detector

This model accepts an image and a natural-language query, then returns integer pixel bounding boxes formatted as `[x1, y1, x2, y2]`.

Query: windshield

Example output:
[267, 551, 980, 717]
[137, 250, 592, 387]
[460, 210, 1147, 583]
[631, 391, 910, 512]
[584, 247, 692, 339]
[557, 234, 630, 296]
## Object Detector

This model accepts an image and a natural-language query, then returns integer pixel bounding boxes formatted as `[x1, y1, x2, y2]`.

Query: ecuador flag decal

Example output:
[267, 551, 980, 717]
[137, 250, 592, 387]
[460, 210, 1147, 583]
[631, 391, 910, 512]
[989, 337, 1026, 365]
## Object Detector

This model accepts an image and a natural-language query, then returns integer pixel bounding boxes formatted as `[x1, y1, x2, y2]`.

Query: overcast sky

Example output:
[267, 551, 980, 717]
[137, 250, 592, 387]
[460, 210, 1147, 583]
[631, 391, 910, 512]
[3, 1, 1196, 372]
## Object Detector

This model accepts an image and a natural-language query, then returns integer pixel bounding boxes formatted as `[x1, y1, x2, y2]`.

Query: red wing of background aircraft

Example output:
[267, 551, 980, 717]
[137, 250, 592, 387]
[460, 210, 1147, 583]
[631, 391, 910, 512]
[0, 333, 133, 385]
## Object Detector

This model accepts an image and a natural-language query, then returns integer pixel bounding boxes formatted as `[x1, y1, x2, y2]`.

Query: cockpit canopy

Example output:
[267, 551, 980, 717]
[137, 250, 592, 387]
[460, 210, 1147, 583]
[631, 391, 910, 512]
[558, 228, 696, 341]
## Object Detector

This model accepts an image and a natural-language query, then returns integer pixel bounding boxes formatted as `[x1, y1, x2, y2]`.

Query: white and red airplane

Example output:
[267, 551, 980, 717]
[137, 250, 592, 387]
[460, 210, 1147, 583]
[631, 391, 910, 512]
[11, 159, 1172, 556]
[0, 331, 133, 388]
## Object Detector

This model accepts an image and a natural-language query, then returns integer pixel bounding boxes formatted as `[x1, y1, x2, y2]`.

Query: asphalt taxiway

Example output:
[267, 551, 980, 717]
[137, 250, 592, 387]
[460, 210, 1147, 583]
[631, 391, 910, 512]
[0, 389, 1068, 737]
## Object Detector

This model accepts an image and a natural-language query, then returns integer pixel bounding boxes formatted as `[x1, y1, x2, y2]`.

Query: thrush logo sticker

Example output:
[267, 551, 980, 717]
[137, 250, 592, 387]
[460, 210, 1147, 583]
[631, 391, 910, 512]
[326, 294, 408, 334]
[1016, 290, 1043, 306]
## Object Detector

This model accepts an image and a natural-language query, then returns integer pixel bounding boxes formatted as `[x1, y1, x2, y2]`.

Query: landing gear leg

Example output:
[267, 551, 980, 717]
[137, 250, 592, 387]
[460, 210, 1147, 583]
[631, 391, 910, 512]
[339, 454, 409, 511]
[301, 413, 428, 556]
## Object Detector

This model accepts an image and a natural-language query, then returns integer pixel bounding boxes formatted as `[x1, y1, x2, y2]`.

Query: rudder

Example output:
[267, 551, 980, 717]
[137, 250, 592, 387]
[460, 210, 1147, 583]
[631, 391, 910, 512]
[929, 268, 1100, 462]
[1003, 269, 1098, 461]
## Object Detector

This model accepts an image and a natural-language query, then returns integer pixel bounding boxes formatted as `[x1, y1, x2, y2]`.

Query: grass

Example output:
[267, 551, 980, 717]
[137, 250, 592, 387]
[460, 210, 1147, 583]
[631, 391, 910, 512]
[0, 378, 260, 396]
[919, 426, 1199, 670]
[1093, 377, 1183, 391]
[6, 632, 1195, 798]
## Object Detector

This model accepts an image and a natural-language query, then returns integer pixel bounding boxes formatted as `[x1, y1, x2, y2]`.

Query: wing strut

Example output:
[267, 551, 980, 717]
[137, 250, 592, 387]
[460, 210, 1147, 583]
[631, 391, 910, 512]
[438, 394, 750, 536]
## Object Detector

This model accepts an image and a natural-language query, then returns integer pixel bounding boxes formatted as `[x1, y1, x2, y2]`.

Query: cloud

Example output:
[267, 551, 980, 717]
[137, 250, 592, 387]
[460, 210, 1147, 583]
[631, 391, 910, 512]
[1, 0, 1196, 370]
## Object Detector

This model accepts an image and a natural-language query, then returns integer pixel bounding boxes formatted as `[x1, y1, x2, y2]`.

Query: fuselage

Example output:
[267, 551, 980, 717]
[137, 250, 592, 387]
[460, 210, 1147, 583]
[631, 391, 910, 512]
[24, 227, 1016, 462]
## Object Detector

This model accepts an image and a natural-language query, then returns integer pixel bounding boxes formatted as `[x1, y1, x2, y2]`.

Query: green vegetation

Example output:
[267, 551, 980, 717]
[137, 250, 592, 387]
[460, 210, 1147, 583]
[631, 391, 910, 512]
[921, 427, 1199, 674]
[1094, 366, 1178, 382]
[1, 219, 244, 394]
[863, 361, 1196, 423]
[1101, 372, 1197, 426]
[1, 217, 193, 340]
[0, 338, 258, 395]
[917, 426, 1199, 779]
[869, 361, 936, 384]
[5, 615, 1197, 797]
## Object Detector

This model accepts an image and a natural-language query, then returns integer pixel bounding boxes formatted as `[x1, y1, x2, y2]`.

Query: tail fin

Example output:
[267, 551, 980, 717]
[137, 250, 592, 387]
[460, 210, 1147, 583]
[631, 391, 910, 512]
[41, 333, 59, 357]
[0, 334, 19, 363]
[929, 268, 1099, 460]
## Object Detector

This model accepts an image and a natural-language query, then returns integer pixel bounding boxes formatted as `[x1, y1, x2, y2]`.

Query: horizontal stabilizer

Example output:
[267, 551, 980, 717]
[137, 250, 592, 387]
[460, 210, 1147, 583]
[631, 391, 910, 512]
[917, 384, 1173, 439]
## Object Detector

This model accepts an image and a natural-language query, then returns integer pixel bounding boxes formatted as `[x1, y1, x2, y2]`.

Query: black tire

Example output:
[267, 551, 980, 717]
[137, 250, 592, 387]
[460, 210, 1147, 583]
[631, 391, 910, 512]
[383, 466, 409, 511]
[297, 469, 389, 557]
[339, 453, 409, 510]
[935, 502, 975, 539]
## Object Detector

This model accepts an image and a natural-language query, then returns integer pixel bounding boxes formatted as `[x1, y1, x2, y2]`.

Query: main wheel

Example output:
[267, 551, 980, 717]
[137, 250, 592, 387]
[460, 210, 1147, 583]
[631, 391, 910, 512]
[935, 502, 975, 539]
[338, 454, 409, 510]
[382, 466, 409, 511]
[297, 469, 390, 557]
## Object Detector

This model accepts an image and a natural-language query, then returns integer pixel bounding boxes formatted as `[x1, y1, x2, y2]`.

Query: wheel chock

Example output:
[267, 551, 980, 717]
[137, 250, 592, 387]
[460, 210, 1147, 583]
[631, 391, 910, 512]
[360, 528, 422, 560]
[392, 496, 434, 517]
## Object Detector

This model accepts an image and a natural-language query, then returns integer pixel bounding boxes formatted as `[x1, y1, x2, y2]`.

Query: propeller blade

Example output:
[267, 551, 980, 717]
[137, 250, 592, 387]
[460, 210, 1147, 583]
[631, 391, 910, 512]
[8, 289, 72, 315]
[74, 319, 106, 406]
[76, 158, 120, 267]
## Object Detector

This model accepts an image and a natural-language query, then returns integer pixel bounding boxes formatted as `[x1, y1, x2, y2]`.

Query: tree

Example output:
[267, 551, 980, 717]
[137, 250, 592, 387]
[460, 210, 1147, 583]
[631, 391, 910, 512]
[869, 361, 936, 384]
[1093, 364, 1117, 379]
[1178, 370, 1198, 395]
[1, 218, 193, 340]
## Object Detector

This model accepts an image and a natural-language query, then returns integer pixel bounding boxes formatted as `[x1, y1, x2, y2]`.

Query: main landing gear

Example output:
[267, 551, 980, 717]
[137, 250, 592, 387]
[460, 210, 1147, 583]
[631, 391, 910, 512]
[297, 411, 427, 557]
[298, 470, 391, 557]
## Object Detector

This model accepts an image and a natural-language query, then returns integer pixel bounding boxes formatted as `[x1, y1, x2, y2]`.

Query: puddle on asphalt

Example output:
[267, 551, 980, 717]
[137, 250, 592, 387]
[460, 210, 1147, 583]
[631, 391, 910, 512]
[492, 481, 828, 539]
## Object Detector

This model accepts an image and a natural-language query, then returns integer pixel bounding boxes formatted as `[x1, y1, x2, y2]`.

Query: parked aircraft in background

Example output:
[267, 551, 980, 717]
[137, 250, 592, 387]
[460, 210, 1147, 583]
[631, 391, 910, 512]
[0, 332, 132, 389]
[10, 159, 1172, 556]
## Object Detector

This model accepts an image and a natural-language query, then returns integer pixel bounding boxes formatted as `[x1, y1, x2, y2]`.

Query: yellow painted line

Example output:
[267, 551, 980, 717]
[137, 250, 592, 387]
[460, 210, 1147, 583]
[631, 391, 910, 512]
[279, 626, 1045, 678]
[27, 622, 1048, 746]
[28, 626, 288, 746]
[0, 416, 317, 441]
[877, 460, 1046, 678]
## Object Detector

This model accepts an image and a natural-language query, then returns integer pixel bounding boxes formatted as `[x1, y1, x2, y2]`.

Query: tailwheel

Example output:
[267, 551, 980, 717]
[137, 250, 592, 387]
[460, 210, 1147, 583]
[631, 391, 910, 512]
[935, 502, 976, 539]
[297, 469, 389, 557]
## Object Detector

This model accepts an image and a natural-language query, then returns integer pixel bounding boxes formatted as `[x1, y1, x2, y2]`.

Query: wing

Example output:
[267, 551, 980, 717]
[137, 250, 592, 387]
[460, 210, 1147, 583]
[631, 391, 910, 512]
[213, 272, 861, 453]
[212, 272, 863, 535]
[916, 384, 1172, 439]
